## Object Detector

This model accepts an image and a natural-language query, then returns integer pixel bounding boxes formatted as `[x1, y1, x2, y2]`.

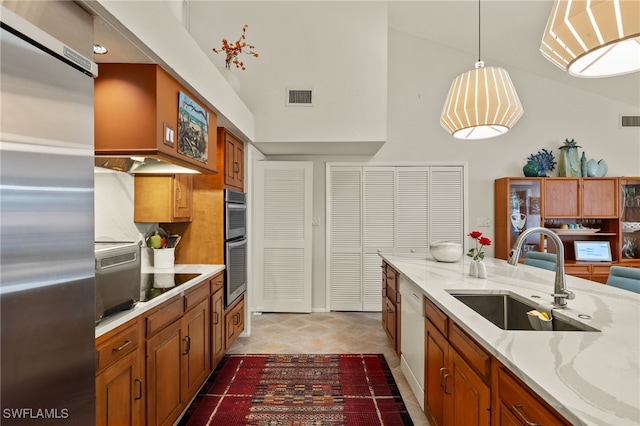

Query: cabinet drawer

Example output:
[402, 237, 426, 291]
[564, 264, 591, 275]
[386, 266, 398, 292]
[146, 296, 183, 336]
[210, 272, 224, 294]
[184, 281, 210, 312]
[449, 322, 491, 383]
[424, 297, 448, 337]
[96, 321, 139, 372]
[498, 367, 569, 426]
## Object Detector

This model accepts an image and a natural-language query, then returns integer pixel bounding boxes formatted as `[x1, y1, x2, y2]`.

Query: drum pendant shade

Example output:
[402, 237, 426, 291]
[540, 0, 640, 77]
[440, 62, 524, 140]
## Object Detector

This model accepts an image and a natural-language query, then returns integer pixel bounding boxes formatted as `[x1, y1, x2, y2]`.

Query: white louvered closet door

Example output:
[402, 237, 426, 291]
[397, 167, 429, 253]
[254, 161, 313, 313]
[328, 167, 362, 311]
[429, 166, 464, 244]
[363, 168, 395, 311]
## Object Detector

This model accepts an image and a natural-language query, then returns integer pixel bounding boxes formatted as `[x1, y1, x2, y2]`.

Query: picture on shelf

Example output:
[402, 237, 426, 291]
[529, 197, 541, 215]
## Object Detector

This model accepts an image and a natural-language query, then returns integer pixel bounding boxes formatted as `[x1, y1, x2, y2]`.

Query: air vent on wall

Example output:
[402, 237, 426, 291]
[620, 115, 640, 128]
[286, 89, 313, 106]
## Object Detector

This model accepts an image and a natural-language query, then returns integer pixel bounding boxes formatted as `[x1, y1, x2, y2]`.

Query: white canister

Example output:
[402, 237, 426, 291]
[153, 248, 175, 269]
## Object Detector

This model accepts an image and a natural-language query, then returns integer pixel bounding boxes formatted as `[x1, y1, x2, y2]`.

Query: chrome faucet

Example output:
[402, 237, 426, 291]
[507, 227, 575, 308]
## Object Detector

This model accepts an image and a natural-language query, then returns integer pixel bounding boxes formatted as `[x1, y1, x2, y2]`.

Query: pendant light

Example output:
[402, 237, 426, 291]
[540, 0, 640, 78]
[440, 0, 524, 140]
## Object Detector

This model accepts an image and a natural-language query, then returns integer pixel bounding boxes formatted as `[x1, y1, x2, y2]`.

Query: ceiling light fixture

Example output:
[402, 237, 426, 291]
[440, 0, 524, 140]
[540, 0, 640, 78]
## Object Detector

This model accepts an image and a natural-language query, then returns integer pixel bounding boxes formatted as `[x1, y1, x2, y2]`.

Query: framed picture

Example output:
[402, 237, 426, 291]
[529, 196, 541, 215]
[177, 92, 208, 163]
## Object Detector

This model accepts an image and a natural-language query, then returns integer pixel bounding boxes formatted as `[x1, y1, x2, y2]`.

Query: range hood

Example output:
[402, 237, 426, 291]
[94, 156, 201, 174]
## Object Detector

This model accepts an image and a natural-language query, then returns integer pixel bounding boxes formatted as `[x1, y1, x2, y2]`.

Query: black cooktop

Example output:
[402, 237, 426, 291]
[140, 273, 202, 302]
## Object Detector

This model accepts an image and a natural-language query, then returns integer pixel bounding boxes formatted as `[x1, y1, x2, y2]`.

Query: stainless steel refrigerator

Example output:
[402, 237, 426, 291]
[1, 8, 97, 424]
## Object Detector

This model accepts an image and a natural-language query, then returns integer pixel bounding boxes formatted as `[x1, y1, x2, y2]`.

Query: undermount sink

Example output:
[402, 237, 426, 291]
[447, 291, 599, 332]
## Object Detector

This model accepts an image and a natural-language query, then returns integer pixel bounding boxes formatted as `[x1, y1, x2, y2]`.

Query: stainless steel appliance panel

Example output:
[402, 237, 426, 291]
[225, 237, 247, 306]
[1, 11, 96, 424]
[95, 242, 141, 324]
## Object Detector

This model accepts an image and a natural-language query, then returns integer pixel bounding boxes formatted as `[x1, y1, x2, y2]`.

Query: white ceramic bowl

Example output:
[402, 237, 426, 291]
[430, 241, 463, 263]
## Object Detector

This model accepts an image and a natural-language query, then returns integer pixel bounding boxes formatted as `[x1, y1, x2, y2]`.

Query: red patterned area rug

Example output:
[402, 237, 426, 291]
[178, 354, 414, 426]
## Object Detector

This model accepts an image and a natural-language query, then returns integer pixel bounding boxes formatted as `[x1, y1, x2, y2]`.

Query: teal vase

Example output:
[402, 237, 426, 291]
[523, 161, 539, 177]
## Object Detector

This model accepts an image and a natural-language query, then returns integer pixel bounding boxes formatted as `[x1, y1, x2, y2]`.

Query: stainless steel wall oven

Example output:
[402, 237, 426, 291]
[224, 189, 247, 307]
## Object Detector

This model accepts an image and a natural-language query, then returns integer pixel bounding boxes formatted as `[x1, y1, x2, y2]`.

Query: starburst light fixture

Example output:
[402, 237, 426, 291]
[540, 0, 640, 78]
[440, 0, 524, 140]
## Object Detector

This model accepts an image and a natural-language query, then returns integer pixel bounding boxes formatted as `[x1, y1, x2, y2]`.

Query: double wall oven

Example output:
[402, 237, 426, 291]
[224, 189, 247, 307]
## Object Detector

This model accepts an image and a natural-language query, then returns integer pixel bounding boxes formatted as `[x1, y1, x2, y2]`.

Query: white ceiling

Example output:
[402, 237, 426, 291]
[89, 1, 640, 107]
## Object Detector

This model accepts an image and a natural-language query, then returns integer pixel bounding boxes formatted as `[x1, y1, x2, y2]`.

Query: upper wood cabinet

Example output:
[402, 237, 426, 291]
[544, 178, 618, 218]
[95, 64, 218, 174]
[218, 127, 244, 191]
[134, 174, 193, 223]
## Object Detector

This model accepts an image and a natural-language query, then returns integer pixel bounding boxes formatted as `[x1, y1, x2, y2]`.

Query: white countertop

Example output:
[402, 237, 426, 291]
[95, 264, 225, 338]
[379, 253, 640, 426]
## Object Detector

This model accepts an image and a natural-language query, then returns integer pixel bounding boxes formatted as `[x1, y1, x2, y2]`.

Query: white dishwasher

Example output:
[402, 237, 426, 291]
[399, 276, 424, 409]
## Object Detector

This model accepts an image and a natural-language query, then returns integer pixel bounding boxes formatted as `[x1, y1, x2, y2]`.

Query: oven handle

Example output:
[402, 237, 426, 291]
[226, 203, 246, 211]
[227, 238, 247, 249]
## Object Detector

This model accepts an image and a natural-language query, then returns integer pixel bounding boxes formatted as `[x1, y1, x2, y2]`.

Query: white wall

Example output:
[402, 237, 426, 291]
[188, 1, 388, 146]
[271, 28, 640, 311]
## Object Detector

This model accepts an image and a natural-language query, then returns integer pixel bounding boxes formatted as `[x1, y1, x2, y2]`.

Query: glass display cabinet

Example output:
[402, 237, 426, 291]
[494, 178, 544, 260]
[621, 177, 640, 262]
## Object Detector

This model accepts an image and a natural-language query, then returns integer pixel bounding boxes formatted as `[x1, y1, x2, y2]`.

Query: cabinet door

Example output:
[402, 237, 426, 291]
[96, 348, 144, 426]
[582, 178, 618, 218]
[233, 141, 244, 188]
[146, 320, 183, 426]
[544, 179, 580, 218]
[383, 297, 396, 344]
[173, 174, 193, 221]
[447, 348, 491, 426]
[425, 319, 447, 426]
[182, 298, 210, 401]
[225, 135, 237, 188]
[211, 287, 225, 367]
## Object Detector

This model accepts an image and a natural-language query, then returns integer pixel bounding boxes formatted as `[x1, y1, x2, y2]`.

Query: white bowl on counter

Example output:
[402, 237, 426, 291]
[430, 241, 463, 262]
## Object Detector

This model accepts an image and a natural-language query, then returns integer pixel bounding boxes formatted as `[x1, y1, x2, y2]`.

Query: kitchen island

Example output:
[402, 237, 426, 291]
[380, 253, 640, 426]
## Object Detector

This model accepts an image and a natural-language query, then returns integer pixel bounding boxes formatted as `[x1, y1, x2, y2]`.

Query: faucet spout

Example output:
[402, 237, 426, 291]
[507, 227, 574, 308]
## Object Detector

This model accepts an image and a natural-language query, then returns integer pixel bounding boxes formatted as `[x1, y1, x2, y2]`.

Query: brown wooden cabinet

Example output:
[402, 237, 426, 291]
[544, 178, 618, 219]
[145, 280, 211, 426]
[210, 273, 225, 367]
[95, 64, 218, 174]
[95, 318, 145, 426]
[218, 127, 244, 191]
[225, 294, 245, 351]
[497, 365, 571, 425]
[134, 174, 193, 223]
[382, 261, 401, 356]
[424, 298, 490, 426]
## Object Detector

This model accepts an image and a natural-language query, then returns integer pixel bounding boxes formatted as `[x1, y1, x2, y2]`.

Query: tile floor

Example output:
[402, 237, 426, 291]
[227, 311, 429, 425]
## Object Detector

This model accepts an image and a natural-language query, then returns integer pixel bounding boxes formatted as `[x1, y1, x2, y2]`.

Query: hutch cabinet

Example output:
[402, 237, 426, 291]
[495, 177, 639, 283]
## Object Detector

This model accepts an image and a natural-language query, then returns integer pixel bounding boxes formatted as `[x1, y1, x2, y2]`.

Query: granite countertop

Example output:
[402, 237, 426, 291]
[379, 253, 640, 426]
[95, 264, 225, 338]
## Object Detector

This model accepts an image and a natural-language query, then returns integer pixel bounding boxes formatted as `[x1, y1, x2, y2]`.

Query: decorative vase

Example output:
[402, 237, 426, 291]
[469, 260, 478, 277]
[522, 161, 539, 177]
[477, 261, 487, 279]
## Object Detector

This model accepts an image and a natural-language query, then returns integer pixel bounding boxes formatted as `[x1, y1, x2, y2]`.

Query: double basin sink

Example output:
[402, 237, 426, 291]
[447, 290, 599, 332]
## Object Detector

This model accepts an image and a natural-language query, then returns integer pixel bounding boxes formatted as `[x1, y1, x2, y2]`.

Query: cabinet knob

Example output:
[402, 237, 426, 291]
[134, 379, 143, 400]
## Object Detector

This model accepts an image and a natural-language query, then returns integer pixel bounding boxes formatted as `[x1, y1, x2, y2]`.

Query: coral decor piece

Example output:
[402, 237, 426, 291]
[213, 24, 259, 70]
[467, 230, 492, 261]
[527, 148, 556, 177]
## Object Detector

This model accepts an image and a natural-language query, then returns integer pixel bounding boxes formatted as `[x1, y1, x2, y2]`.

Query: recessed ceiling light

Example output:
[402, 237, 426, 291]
[93, 44, 108, 55]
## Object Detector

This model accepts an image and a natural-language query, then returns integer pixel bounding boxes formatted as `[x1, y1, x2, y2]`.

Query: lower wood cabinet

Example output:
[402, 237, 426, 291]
[424, 299, 490, 426]
[211, 274, 225, 367]
[95, 318, 144, 426]
[225, 294, 245, 351]
[382, 261, 401, 355]
[423, 294, 570, 426]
